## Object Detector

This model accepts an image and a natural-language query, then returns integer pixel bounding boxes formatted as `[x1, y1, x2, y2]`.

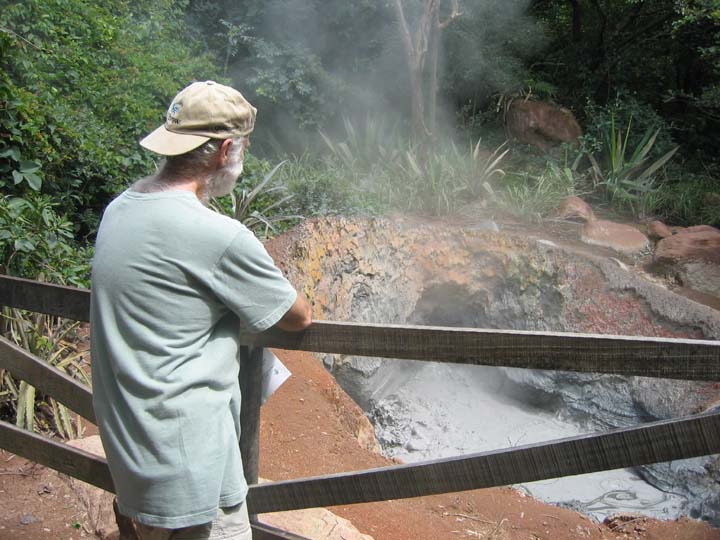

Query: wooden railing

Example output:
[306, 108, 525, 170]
[1, 275, 719, 537]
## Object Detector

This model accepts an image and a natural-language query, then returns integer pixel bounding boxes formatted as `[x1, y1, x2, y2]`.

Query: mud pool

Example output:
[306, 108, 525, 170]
[364, 360, 693, 523]
[271, 217, 720, 525]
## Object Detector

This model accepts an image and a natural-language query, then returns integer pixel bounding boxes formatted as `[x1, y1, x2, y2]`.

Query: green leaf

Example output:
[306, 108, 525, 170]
[0, 148, 20, 161]
[12, 170, 24, 184]
[24, 172, 42, 190]
[19, 160, 41, 173]
[14, 239, 36, 252]
[7, 197, 29, 211]
[16, 381, 36, 432]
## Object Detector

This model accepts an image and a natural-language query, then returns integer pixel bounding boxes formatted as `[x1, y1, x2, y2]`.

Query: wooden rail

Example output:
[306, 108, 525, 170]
[1, 274, 719, 531]
[2, 275, 719, 380]
[246, 410, 720, 513]
[0, 337, 95, 423]
[243, 322, 720, 381]
[0, 275, 90, 322]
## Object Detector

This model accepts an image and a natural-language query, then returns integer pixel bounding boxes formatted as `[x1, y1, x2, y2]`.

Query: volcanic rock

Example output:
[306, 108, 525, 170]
[654, 225, 720, 297]
[580, 219, 649, 255]
[260, 505, 375, 540]
[556, 196, 595, 222]
[268, 216, 720, 524]
[655, 226, 720, 264]
[647, 220, 672, 240]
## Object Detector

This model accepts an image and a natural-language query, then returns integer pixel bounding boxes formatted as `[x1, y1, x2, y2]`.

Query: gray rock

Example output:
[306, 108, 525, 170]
[19, 514, 39, 525]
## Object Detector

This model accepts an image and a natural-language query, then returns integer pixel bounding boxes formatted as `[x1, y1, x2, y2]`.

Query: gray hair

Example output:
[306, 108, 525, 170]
[159, 138, 232, 180]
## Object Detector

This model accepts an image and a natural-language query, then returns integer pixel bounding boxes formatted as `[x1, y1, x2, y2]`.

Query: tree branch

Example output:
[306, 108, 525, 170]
[438, 0, 462, 30]
[393, 0, 415, 66]
[0, 26, 46, 51]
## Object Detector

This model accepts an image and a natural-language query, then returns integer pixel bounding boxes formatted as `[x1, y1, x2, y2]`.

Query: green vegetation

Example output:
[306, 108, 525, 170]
[0, 0, 220, 434]
[587, 117, 679, 218]
[500, 161, 580, 222]
[1, 0, 720, 435]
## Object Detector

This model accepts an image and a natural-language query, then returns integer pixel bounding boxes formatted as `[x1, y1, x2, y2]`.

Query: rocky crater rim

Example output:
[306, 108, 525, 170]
[267, 216, 720, 525]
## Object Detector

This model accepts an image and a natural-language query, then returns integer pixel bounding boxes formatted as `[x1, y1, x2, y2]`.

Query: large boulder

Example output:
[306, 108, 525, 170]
[647, 220, 673, 241]
[556, 196, 595, 223]
[654, 226, 720, 297]
[260, 505, 374, 540]
[580, 220, 649, 256]
[505, 99, 582, 152]
[655, 226, 720, 264]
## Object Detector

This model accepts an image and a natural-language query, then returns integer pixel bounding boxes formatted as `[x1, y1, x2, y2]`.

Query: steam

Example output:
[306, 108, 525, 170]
[222, 0, 547, 145]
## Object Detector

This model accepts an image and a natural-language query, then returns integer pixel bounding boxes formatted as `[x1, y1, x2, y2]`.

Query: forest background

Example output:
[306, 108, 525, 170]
[1, 0, 719, 432]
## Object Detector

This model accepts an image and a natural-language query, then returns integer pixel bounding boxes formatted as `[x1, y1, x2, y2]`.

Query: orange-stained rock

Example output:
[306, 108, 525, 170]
[654, 226, 720, 297]
[655, 226, 720, 265]
[580, 220, 649, 255]
[647, 220, 673, 240]
[688, 225, 720, 233]
[556, 196, 595, 222]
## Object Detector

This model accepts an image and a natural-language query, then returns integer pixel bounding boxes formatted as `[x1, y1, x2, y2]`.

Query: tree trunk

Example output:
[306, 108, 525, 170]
[568, 0, 581, 42]
[428, 2, 441, 135]
[393, 0, 460, 141]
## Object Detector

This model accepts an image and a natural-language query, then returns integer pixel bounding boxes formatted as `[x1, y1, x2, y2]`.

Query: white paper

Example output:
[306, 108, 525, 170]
[260, 349, 291, 404]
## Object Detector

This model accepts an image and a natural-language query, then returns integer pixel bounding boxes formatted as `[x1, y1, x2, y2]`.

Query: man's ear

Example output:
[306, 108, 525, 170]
[218, 138, 234, 167]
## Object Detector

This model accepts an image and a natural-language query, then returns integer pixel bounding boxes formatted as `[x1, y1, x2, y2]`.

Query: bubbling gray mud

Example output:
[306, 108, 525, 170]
[324, 275, 720, 525]
[362, 360, 697, 523]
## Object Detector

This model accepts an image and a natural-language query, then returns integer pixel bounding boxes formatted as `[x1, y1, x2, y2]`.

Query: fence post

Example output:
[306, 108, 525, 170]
[239, 345, 264, 522]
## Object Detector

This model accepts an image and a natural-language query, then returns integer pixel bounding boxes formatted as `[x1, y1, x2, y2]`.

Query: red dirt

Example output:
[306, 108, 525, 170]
[2, 347, 719, 539]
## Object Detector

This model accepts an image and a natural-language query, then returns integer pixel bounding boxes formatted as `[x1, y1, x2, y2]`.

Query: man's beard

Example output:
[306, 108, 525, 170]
[207, 152, 244, 199]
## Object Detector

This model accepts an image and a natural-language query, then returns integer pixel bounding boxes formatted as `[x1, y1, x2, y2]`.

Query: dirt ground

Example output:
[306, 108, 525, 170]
[2, 345, 719, 540]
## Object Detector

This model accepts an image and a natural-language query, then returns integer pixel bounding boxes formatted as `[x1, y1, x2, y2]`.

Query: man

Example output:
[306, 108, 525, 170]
[90, 80, 312, 540]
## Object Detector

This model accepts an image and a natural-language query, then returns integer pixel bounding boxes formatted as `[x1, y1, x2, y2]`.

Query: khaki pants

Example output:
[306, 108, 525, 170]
[117, 501, 253, 540]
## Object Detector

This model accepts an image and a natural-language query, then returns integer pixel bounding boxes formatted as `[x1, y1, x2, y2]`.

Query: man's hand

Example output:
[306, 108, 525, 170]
[275, 292, 312, 331]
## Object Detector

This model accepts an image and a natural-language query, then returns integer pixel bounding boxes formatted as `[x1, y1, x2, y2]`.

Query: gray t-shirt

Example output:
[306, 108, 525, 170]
[90, 189, 296, 528]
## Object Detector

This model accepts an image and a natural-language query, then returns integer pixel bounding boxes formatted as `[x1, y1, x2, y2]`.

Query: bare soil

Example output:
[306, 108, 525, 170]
[3, 346, 718, 540]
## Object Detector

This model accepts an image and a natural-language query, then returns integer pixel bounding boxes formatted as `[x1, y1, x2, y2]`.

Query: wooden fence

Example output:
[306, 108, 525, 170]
[1, 274, 719, 538]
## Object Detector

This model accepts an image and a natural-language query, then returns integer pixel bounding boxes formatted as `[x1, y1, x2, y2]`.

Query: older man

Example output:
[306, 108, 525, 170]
[90, 81, 311, 540]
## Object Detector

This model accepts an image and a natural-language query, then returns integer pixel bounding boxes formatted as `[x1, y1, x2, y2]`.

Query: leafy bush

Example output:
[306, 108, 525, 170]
[0, 194, 91, 286]
[1, 0, 223, 235]
[281, 155, 378, 217]
[313, 117, 510, 217]
[582, 94, 677, 160]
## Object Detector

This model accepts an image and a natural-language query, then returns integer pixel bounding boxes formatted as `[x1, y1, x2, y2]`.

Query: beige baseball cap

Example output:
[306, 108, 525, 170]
[140, 81, 257, 156]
